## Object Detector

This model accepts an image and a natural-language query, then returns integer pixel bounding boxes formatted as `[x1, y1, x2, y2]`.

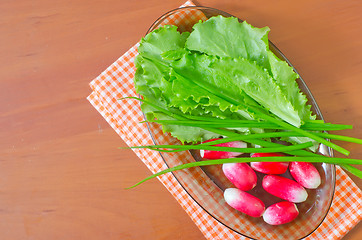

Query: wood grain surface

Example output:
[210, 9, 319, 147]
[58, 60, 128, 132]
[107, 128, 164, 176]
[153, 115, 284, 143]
[0, 0, 361, 239]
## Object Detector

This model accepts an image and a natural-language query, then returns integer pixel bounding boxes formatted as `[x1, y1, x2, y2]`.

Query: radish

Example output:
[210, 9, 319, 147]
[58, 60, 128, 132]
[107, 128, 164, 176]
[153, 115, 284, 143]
[224, 188, 265, 217]
[289, 162, 321, 189]
[222, 163, 257, 191]
[200, 138, 246, 159]
[251, 152, 289, 174]
[262, 175, 308, 203]
[263, 201, 299, 225]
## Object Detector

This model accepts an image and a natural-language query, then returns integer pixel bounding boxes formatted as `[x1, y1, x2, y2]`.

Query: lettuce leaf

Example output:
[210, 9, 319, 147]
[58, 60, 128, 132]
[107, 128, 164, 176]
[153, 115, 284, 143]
[186, 16, 270, 70]
[267, 51, 315, 123]
[134, 25, 220, 142]
[133, 17, 317, 145]
[186, 16, 314, 127]
[138, 25, 190, 63]
[171, 53, 302, 127]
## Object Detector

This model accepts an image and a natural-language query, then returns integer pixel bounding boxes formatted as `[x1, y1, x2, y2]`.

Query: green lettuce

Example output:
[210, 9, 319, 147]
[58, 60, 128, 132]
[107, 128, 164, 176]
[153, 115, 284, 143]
[171, 53, 302, 127]
[134, 24, 221, 142]
[186, 16, 314, 126]
[186, 16, 270, 70]
[133, 16, 316, 144]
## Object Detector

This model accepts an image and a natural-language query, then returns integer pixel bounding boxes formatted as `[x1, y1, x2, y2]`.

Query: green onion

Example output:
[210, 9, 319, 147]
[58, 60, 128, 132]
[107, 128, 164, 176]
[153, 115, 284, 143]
[340, 164, 362, 178]
[126, 156, 362, 189]
[168, 72, 350, 155]
[121, 97, 361, 178]
[148, 118, 350, 156]
[146, 119, 352, 131]
[247, 105, 350, 156]
[195, 131, 362, 145]
[186, 116, 352, 131]
[314, 132, 362, 144]
[182, 126, 362, 179]
[127, 141, 313, 153]
[303, 122, 352, 131]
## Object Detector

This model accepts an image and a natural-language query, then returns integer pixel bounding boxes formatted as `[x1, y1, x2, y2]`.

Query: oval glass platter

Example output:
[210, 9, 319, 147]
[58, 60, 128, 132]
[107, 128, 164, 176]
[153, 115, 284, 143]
[140, 6, 336, 240]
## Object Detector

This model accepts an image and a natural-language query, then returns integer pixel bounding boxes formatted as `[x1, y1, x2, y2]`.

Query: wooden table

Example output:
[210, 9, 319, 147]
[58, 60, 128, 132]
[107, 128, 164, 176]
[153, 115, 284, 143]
[1, 0, 361, 239]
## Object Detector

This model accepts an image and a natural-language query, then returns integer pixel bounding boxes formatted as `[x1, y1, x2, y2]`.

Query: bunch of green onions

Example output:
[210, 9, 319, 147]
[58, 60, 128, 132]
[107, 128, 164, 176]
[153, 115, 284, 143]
[122, 97, 362, 189]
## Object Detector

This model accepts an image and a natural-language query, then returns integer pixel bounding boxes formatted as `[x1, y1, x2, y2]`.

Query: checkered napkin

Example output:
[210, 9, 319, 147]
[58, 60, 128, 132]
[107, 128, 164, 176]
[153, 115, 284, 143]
[87, 1, 361, 239]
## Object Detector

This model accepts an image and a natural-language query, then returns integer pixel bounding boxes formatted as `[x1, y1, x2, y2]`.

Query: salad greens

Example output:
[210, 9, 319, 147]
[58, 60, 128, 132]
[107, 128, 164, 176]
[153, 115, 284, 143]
[128, 16, 362, 181]
[126, 156, 362, 189]
[186, 16, 313, 126]
[134, 16, 315, 143]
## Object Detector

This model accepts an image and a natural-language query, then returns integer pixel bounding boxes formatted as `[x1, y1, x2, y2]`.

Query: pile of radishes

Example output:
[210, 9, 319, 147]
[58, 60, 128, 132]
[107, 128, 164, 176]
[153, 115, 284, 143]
[200, 138, 321, 225]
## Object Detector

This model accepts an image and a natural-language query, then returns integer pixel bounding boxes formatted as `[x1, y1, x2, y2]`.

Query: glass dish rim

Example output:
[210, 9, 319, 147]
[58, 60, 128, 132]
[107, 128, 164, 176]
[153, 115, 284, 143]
[140, 5, 337, 240]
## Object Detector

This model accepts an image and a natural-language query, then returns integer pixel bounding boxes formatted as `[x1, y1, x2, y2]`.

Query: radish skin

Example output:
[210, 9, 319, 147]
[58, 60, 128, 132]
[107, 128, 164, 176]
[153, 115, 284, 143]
[251, 153, 288, 174]
[224, 188, 265, 217]
[200, 138, 246, 159]
[222, 163, 257, 191]
[262, 175, 308, 203]
[263, 202, 299, 225]
[289, 162, 321, 189]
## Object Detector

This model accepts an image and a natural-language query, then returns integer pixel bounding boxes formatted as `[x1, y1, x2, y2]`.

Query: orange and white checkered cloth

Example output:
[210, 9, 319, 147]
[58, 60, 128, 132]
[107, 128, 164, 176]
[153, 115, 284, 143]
[87, 1, 361, 239]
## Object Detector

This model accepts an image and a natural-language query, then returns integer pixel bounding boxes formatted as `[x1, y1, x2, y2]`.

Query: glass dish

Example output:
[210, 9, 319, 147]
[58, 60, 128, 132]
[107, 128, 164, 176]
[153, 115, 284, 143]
[142, 6, 336, 240]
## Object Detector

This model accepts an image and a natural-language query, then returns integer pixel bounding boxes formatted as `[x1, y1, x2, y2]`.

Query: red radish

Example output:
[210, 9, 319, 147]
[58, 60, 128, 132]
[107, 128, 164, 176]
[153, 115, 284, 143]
[289, 162, 321, 189]
[224, 188, 265, 217]
[200, 138, 246, 159]
[263, 202, 299, 225]
[262, 175, 308, 203]
[222, 163, 257, 191]
[251, 153, 288, 174]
